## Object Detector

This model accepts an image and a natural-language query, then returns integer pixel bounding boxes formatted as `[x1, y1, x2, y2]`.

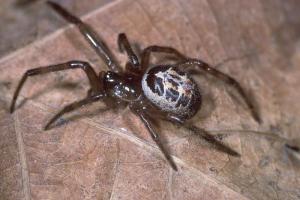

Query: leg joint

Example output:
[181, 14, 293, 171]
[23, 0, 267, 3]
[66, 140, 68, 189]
[68, 60, 89, 67]
[26, 68, 40, 76]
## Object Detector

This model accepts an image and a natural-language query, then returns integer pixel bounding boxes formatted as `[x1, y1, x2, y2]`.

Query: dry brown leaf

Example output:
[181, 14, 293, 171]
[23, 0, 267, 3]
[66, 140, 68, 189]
[1, 0, 300, 199]
[0, 0, 114, 57]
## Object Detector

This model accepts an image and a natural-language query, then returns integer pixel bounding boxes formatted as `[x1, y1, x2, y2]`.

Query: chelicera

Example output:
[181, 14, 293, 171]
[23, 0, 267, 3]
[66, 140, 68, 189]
[10, 1, 261, 171]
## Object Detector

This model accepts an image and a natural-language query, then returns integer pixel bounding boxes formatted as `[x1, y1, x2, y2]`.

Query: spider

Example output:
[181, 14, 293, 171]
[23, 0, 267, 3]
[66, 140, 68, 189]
[10, 1, 261, 171]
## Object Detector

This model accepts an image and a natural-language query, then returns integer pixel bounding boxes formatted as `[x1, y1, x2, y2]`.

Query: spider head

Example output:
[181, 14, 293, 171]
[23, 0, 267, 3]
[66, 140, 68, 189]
[103, 71, 140, 101]
[104, 71, 121, 84]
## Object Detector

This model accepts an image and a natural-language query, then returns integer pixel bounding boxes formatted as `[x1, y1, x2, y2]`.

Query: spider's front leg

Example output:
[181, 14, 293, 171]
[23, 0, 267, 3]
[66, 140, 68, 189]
[47, 1, 121, 72]
[176, 59, 261, 123]
[10, 61, 101, 113]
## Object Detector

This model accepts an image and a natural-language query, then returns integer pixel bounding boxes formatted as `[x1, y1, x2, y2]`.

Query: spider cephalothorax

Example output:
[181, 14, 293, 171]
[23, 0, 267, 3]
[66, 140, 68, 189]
[10, 1, 260, 171]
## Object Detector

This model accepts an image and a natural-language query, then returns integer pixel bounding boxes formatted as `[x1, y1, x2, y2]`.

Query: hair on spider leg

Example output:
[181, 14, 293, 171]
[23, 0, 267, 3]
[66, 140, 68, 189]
[10, 1, 262, 170]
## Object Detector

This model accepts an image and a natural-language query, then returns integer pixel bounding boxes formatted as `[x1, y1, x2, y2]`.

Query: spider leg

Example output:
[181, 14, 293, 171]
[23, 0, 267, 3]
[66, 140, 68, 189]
[176, 59, 261, 123]
[47, 1, 121, 72]
[133, 110, 178, 171]
[185, 125, 240, 157]
[118, 33, 139, 67]
[164, 114, 240, 157]
[10, 61, 101, 113]
[44, 93, 104, 130]
[140, 46, 187, 72]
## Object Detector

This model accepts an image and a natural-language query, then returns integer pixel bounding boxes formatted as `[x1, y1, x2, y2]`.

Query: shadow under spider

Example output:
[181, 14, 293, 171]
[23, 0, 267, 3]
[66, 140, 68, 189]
[49, 106, 111, 129]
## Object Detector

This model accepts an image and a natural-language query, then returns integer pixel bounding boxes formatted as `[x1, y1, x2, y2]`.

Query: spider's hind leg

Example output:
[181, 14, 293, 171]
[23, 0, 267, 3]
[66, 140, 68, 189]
[184, 125, 240, 157]
[176, 59, 261, 123]
[166, 115, 240, 157]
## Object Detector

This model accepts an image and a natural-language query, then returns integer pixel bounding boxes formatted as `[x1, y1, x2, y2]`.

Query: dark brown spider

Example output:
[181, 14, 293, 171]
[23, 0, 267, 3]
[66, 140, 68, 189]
[10, 1, 261, 171]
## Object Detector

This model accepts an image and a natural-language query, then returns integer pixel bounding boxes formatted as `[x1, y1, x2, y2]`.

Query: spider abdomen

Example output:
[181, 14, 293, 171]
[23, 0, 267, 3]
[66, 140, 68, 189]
[142, 66, 201, 119]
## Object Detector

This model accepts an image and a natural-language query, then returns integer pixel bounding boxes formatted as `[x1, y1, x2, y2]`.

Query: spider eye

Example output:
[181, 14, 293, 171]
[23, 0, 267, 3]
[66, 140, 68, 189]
[104, 71, 120, 83]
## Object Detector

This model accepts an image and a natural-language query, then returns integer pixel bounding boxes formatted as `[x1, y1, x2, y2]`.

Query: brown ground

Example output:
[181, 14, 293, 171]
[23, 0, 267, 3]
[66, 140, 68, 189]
[0, 0, 300, 200]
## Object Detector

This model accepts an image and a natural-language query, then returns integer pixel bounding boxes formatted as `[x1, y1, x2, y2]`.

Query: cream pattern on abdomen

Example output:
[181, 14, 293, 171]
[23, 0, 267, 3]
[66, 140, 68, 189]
[142, 65, 201, 118]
